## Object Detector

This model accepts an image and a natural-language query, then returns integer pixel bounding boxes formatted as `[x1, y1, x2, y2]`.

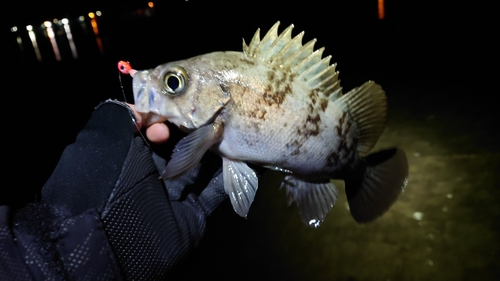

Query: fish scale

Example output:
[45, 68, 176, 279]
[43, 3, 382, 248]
[130, 21, 409, 227]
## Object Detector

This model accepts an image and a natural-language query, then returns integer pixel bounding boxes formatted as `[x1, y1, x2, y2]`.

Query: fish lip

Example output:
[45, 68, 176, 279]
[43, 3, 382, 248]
[140, 111, 169, 126]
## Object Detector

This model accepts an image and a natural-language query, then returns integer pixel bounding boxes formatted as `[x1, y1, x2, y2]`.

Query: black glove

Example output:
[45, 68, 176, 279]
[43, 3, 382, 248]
[0, 100, 227, 280]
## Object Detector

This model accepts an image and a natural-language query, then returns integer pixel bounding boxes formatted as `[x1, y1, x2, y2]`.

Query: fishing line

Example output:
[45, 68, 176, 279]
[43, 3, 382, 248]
[118, 69, 128, 103]
[116, 60, 151, 147]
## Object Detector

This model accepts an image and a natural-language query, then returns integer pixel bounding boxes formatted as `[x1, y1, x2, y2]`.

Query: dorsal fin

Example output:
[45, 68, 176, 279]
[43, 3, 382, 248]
[337, 81, 387, 155]
[242, 21, 341, 98]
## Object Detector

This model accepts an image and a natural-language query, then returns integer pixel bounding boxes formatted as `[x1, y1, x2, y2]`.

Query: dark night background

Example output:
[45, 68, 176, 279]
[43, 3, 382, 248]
[1, 0, 498, 280]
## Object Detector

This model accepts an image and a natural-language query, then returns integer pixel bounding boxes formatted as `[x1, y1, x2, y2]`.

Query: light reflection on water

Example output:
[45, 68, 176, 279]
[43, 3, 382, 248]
[88, 12, 104, 55]
[61, 18, 78, 59]
[25, 25, 42, 62]
[11, 12, 105, 62]
[378, 0, 385, 19]
[43, 21, 61, 61]
[9, 5, 156, 63]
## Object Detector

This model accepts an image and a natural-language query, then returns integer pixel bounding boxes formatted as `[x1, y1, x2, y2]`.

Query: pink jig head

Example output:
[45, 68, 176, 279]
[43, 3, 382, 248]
[117, 60, 137, 77]
[117, 61, 138, 103]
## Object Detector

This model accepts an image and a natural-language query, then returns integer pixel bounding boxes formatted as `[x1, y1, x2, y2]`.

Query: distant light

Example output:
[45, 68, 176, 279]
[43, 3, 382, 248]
[78, 16, 85, 21]
[148, 2, 154, 8]
[44, 21, 52, 28]
[378, 0, 385, 20]
[62, 18, 69, 25]
[26, 25, 33, 31]
[96, 11, 102, 16]
[88, 12, 95, 19]
[11, 26, 18, 32]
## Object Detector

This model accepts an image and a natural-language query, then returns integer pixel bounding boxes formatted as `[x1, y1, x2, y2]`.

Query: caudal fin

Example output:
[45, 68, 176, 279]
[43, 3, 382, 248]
[345, 148, 408, 223]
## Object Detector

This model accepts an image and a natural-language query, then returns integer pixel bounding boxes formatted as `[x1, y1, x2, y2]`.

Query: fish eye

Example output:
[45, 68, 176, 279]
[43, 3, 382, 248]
[161, 67, 187, 96]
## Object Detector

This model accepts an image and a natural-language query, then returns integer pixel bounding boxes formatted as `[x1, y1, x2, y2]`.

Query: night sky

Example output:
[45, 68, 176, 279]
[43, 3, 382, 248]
[3, 0, 486, 27]
[4, 0, 145, 26]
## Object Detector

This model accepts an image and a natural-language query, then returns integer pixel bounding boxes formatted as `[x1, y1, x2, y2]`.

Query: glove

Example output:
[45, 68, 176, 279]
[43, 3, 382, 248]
[0, 100, 227, 280]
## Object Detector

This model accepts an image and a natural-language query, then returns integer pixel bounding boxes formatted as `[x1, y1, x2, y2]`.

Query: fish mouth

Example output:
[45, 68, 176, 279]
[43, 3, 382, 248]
[132, 70, 170, 124]
[140, 111, 169, 126]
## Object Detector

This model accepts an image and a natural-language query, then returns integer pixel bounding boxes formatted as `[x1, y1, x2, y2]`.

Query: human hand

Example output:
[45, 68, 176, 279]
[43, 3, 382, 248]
[32, 100, 226, 280]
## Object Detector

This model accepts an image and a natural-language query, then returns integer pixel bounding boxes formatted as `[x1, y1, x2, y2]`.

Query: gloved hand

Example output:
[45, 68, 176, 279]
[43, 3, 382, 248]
[0, 100, 227, 280]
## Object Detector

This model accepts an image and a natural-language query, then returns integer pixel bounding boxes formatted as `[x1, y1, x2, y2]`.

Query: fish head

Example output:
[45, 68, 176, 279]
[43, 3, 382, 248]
[132, 57, 231, 130]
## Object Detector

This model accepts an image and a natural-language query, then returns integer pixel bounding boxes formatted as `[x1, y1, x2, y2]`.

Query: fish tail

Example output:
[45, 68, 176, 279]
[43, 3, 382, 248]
[344, 148, 408, 223]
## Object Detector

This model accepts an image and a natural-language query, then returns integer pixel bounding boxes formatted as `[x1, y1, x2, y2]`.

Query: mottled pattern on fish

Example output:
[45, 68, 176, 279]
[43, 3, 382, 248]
[132, 22, 409, 227]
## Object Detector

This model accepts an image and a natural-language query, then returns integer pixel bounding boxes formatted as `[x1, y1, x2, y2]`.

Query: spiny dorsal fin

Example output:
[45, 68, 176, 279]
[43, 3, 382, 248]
[337, 81, 387, 155]
[242, 21, 341, 98]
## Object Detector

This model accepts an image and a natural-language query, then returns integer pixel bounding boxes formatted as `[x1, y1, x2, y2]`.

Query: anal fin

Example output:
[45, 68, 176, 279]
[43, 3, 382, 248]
[281, 176, 339, 228]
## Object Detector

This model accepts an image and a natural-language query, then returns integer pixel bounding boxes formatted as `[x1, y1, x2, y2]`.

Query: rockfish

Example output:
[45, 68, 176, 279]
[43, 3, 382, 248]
[129, 22, 409, 227]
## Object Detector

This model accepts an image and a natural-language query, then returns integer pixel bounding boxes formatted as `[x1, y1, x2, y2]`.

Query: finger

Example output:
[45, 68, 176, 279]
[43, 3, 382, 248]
[126, 103, 143, 130]
[125, 103, 169, 143]
[146, 123, 170, 144]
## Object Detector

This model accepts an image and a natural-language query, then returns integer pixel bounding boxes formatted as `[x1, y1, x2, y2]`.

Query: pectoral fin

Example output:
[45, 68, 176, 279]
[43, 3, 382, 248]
[161, 123, 222, 179]
[223, 158, 259, 218]
[281, 176, 339, 228]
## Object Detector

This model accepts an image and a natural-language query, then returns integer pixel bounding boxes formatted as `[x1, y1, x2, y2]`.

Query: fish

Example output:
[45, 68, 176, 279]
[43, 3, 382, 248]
[129, 21, 409, 227]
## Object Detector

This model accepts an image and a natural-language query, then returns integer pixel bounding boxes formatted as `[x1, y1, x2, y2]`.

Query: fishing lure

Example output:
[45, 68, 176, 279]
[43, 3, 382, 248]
[118, 60, 136, 76]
